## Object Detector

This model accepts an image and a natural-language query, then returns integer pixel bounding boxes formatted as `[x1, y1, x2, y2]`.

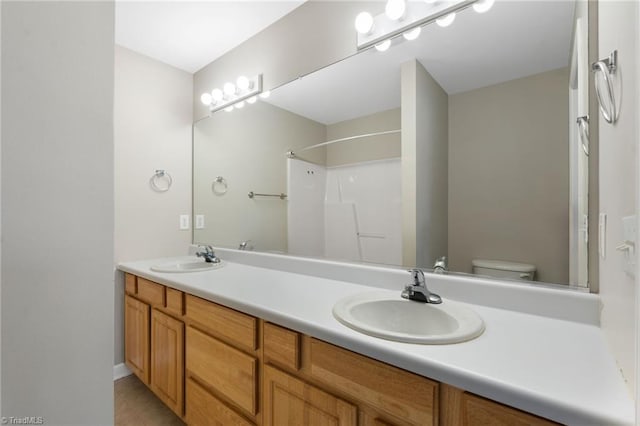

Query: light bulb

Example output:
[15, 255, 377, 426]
[385, 0, 406, 20]
[374, 39, 391, 52]
[354, 12, 374, 35]
[259, 90, 271, 99]
[236, 76, 250, 91]
[224, 106, 234, 112]
[247, 96, 258, 104]
[211, 88, 223, 102]
[235, 101, 245, 109]
[200, 93, 212, 105]
[473, 0, 494, 13]
[403, 27, 421, 41]
[436, 12, 456, 27]
[223, 82, 236, 96]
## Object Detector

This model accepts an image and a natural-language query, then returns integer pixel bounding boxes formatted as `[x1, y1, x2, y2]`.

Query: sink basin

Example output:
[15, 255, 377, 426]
[333, 291, 484, 344]
[150, 260, 225, 273]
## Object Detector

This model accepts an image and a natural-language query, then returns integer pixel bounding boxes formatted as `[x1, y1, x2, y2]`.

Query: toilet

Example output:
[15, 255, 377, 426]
[472, 259, 536, 281]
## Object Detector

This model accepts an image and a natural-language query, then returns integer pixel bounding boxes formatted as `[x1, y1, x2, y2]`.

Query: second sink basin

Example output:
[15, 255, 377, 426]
[150, 260, 224, 273]
[333, 291, 484, 344]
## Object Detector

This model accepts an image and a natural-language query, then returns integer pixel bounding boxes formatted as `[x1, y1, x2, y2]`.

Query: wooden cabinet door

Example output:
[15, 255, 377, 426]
[124, 294, 150, 384]
[263, 365, 357, 426]
[150, 308, 184, 417]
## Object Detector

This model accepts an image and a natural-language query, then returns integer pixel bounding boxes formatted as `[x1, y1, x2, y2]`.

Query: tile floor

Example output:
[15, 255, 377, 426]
[114, 375, 185, 426]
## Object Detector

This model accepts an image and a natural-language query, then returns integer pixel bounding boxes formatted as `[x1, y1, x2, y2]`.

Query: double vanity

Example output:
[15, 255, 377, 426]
[119, 249, 634, 425]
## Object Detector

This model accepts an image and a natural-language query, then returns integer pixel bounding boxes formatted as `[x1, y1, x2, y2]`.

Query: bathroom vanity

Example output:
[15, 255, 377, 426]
[118, 251, 634, 426]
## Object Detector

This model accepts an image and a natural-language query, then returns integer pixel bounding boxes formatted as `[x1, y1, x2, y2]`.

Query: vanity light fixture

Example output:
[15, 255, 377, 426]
[200, 74, 263, 114]
[355, 0, 492, 51]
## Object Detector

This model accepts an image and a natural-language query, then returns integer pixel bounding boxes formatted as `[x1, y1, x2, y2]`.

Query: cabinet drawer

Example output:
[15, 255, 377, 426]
[463, 392, 558, 426]
[165, 287, 183, 317]
[137, 278, 165, 307]
[185, 294, 257, 350]
[186, 326, 258, 416]
[186, 378, 253, 426]
[264, 323, 300, 371]
[125, 273, 137, 295]
[310, 339, 438, 426]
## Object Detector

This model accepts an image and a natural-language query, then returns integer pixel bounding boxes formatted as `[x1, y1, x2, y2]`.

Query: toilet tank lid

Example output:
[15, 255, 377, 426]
[472, 259, 536, 272]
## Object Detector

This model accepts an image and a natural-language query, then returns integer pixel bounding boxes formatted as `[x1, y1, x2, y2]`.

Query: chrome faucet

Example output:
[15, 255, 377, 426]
[401, 269, 442, 304]
[195, 245, 221, 263]
[433, 256, 448, 274]
[238, 240, 253, 251]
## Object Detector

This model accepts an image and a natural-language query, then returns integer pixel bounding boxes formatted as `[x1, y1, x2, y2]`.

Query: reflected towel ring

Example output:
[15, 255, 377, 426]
[576, 115, 589, 156]
[150, 170, 172, 192]
[212, 176, 228, 195]
[592, 50, 618, 124]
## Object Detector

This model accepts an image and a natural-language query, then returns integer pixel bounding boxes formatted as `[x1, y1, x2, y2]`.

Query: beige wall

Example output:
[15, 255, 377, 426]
[597, 0, 638, 397]
[2, 2, 114, 422]
[448, 68, 569, 284]
[402, 60, 448, 268]
[326, 108, 400, 167]
[193, 102, 326, 251]
[114, 46, 193, 364]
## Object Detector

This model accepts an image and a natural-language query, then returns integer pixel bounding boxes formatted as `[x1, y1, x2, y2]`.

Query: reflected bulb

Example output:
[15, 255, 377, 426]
[473, 0, 494, 13]
[235, 101, 245, 109]
[211, 88, 223, 102]
[259, 90, 271, 99]
[224, 106, 234, 112]
[436, 12, 456, 27]
[223, 82, 236, 96]
[200, 93, 212, 105]
[247, 96, 258, 104]
[403, 27, 421, 41]
[354, 12, 374, 35]
[236, 76, 250, 91]
[374, 39, 391, 52]
[385, 0, 406, 20]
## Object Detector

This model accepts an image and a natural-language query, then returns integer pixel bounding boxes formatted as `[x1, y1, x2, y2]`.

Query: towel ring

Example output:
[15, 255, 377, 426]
[592, 50, 618, 124]
[212, 176, 228, 195]
[576, 115, 589, 156]
[150, 170, 172, 192]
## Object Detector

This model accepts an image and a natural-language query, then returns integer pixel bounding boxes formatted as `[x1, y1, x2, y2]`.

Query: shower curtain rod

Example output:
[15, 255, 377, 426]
[298, 129, 401, 152]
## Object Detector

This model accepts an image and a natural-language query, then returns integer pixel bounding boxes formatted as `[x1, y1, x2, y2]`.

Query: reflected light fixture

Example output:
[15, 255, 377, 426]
[385, 0, 406, 21]
[260, 90, 271, 99]
[200, 74, 263, 114]
[375, 39, 392, 52]
[355, 12, 374, 34]
[355, 0, 490, 51]
[436, 12, 456, 27]
[473, 0, 494, 13]
[403, 27, 421, 41]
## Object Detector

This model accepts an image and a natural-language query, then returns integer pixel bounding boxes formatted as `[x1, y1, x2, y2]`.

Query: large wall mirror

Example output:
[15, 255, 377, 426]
[193, 0, 593, 288]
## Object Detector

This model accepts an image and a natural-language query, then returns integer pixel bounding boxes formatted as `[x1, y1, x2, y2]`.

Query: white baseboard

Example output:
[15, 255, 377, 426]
[113, 363, 132, 381]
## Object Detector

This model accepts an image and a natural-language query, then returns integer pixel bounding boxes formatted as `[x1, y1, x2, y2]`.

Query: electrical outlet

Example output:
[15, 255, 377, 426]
[195, 215, 205, 229]
[179, 215, 190, 230]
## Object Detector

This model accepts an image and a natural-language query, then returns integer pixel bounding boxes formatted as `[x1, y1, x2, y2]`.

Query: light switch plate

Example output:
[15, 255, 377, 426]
[599, 213, 607, 259]
[179, 215, 190, 230]
[195, 215, 205, 229]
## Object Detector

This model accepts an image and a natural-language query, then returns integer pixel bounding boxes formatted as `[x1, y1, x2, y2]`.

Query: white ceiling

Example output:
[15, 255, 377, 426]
[266, 0, 576, 125]
[115, 1, 306, 73]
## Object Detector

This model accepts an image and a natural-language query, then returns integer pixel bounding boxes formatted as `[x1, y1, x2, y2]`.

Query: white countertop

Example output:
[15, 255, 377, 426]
[118, 254, 635, 425]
